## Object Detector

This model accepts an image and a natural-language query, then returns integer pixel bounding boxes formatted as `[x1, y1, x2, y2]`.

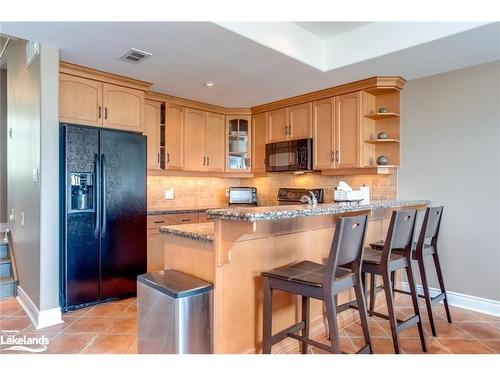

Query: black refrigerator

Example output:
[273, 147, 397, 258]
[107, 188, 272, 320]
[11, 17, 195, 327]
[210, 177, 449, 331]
[60, 124, 147, 311]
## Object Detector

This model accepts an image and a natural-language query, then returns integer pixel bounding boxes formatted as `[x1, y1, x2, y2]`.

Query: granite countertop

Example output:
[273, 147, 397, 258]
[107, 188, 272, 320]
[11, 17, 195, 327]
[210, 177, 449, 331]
[159, 222, 215, 243]
[148, 208, 217, 215]
[206, 200, 430, 222]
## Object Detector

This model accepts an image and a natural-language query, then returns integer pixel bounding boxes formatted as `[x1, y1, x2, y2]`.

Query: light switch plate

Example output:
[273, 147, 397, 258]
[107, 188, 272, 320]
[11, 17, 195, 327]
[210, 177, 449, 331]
[164, 188, 174, 200]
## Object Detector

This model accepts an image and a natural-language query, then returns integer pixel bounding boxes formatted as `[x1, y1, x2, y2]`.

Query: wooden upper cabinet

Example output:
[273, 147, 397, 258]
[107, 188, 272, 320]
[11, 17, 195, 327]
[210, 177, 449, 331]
[313, 98, 335, 170]
[335, 92, 361, 169]
[184, 108, 206, 171]
[144, 100, 161, 170]
[267, 108, 288, 143]
[59, 74, 103, 126]
[102, 83, 145, 132]
[252, 113, 267, 173]
[205, 113, 226, 172]
[166, 103, 184, 170]
[288, 102, 312, 140]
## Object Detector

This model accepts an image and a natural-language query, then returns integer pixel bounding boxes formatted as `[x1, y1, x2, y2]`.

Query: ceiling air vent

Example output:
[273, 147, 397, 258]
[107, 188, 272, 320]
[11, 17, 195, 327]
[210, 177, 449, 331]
[121, 48, 152, 63]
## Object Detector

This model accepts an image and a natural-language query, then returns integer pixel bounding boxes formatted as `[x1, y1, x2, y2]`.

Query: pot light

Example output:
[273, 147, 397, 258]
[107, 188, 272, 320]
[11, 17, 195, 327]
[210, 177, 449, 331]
[204, 82, 215, 87]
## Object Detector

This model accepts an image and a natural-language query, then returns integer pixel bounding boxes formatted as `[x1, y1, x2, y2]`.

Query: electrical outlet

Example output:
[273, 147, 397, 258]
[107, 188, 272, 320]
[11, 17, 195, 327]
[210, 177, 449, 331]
[164, 188, 174, 200]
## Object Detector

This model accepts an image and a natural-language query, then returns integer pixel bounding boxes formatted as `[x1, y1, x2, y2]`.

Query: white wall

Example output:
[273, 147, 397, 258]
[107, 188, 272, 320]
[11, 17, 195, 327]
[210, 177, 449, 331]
[6, 39, 60, 320]
[400, 61, 500, 301]
[0, 69, 6, 222]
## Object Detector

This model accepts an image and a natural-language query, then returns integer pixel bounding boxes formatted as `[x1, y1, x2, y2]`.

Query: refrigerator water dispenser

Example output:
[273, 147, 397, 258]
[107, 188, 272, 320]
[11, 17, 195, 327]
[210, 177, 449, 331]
[69, 172, 94, 212]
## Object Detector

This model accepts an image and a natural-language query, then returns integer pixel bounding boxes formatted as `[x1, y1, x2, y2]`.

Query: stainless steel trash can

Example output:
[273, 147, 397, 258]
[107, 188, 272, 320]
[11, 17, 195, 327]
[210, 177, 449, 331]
[137, 269, 213, 354]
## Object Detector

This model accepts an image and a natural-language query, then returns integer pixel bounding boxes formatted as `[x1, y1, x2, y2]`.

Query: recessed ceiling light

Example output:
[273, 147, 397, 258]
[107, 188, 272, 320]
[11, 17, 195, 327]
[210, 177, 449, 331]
[204, 82, 215, 87]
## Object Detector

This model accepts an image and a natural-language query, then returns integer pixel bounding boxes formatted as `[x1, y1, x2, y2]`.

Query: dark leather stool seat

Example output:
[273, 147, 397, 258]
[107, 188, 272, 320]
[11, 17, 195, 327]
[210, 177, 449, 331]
[261, 215, 373, 355]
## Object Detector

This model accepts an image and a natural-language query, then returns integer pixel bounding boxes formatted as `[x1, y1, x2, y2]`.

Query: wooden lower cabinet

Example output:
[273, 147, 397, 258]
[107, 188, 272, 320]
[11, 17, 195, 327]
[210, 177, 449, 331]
[166, 103, 184, 170]
[103, 83, 145, 132]
[144, 100, 161, 169]
[59, 73, 103, 127]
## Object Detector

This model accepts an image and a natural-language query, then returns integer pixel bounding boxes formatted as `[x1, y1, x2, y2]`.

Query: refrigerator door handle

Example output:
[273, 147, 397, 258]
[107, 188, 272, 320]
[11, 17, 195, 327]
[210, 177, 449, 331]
[94, 153, 101, 239]
[101, 154, 107, 238]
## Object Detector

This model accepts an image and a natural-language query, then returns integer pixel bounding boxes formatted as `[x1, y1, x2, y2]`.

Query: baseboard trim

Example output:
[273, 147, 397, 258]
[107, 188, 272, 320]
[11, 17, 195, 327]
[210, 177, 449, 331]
[16, 286, 63, 329]
[400, 281, 500, 317]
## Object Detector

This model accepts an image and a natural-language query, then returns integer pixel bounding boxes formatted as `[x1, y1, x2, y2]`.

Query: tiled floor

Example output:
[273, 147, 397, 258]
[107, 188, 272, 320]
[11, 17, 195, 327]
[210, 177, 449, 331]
[1, 294, 499, 354]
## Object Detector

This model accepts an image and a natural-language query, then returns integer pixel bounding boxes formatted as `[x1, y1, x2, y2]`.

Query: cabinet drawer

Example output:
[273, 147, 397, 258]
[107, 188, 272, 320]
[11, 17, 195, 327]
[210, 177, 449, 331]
[147, 213, 199, 229]
[198, 212, 214, 223]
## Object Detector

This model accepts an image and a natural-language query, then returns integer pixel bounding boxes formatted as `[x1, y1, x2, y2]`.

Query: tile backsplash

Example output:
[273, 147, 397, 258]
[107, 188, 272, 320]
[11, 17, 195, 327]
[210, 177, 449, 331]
[147, 172, 397, 210]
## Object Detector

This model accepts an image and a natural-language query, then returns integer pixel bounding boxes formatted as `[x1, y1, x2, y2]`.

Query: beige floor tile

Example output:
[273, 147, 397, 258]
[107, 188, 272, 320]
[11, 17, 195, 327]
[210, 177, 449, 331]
[0, 316, 32, 331]
[455, 322, 500, 340]
[105, 317, 137, 335]
[84, 303, 128, 318]
[436, 339, 494, 354]
[82, 334, 136, 354]
[45, 333, 98, 354]
[480, 340, 500, 354]
[65, 317, 116, 334]
[400, 338, 449, 354]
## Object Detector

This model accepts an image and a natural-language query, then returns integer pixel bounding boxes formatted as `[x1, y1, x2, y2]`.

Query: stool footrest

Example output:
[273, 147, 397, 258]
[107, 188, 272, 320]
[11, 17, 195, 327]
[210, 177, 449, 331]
[355, 343, 372, 354]
[396, 315, 420, 333]
[431, 292, 446, 304]
[367, 309, 405, 325]
[286, 332, 339, 353]
[270, 322, 305, 346]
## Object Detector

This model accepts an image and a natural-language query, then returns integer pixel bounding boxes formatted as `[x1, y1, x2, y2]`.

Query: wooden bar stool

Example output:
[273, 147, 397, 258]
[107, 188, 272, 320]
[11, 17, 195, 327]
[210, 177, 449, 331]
[369, 207, 451, 336]
[360, 210, 427, 353]
[261, 215, 372, 354]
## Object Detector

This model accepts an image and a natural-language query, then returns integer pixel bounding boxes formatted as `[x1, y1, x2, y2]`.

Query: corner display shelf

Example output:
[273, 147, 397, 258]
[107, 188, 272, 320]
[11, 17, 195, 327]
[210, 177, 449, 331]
[361, 88, 401, 168]
[364, 113, 400, 120]
[364, 139, 399, 145]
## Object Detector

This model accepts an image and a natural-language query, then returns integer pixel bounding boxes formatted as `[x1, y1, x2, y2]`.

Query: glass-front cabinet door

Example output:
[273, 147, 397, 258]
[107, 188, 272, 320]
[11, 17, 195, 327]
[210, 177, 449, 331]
[226, 115, 251, 172]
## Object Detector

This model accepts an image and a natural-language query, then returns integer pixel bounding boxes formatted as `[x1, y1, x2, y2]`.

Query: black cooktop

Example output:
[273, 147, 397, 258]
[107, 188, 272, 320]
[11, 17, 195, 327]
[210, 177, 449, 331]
[277, 188, 324, 204]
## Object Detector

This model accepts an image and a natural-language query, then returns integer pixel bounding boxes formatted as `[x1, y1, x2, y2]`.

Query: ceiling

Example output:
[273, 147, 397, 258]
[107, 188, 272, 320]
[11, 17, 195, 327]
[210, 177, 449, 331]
[0, 22, 498, 108]
[294, 22, 372, 39]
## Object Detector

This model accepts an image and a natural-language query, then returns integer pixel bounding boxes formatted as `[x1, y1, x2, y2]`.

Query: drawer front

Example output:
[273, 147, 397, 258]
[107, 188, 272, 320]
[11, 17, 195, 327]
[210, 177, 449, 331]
[198, 212, 214, 223]
[147, 213, 199, 229]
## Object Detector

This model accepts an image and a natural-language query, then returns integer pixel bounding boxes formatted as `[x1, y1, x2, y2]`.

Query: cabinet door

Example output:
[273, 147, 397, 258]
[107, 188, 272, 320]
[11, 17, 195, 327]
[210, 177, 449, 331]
[252, 112, 267, 173]
[205, 112, 226, 172]
[267, 108, 288, 143]
[144, 100, 161, 169]
[289, 102, 312, 140]
[166, 103, 184, 170]
[184, 108, 206, 171]
[102, 83, 144, 132]
[313, 98, 335, 170]
[226, 115, 251, 172]
[59, 74, 103, 126]
[335, 92, 361, 168]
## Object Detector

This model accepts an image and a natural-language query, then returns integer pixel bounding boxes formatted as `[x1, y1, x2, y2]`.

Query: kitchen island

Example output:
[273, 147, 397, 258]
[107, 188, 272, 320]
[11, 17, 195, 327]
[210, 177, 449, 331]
[159, 199, 429, 354]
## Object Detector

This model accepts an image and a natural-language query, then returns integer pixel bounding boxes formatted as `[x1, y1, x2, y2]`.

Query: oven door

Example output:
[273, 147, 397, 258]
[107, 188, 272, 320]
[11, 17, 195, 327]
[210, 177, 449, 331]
[265, 139, 313, 172]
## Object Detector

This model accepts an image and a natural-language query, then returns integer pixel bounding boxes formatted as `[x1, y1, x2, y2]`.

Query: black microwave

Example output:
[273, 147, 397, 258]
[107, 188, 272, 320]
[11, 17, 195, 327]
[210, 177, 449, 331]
[265, 138, 313, 172]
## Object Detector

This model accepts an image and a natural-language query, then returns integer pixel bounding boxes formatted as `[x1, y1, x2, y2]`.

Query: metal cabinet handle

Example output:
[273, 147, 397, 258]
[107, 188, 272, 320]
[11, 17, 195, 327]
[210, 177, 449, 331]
[154, 220, 165, 224]
[100, 154, 107, 238]
[207, 156, 210, 166]
[104, 107, 108, 120]
[94, 154, 101, 239]
[181, 218, 192, 222]
[284, 125, 288, 135]
[330, 151, 334, 162]
[203, 156, 206, 166]
[98, 106, 101, 119]
[167, 152, 170, 163]
[157, 153, 160, 163]
[335, 150, 339, 162]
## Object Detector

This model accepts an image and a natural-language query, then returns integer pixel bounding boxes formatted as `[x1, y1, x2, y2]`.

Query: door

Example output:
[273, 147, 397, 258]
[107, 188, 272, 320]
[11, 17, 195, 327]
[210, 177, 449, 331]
[99, 130, 147, 299]
[289, 102, 312, 140]
[62, 125, 100, 308]
[166, 103, 184, 170]
[184, 108, 206, 171]
[268, 107, 288, 143]
[226, 115, 251, 172]
[205, 112, 225, 172]
[102, 83, 145, 132]
[59, 74, 103, 127]
[144, 100, 161, 169]
[252, 113, 267, 173]
[313, 98, 335, 170]
[335, 92, 361, 168]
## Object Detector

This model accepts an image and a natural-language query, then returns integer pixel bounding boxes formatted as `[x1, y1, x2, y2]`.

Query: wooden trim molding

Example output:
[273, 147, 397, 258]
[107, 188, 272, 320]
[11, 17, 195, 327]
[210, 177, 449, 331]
[146, 91, 251, 116]
[60, 61, 152, 91]
[251, 76, 406, 114]
[147, 168, 254, 179]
